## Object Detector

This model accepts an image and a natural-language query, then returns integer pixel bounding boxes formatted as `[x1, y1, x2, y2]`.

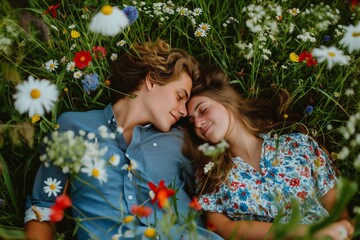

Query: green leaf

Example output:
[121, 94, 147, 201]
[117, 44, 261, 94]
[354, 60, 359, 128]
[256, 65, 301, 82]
[0, 154, 19, 215]
[0, 226, 25, 240]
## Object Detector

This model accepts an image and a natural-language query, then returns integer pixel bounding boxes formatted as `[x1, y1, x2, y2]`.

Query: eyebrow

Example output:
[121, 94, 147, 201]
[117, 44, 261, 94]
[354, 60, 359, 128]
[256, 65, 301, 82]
[188, 101, 205, 119]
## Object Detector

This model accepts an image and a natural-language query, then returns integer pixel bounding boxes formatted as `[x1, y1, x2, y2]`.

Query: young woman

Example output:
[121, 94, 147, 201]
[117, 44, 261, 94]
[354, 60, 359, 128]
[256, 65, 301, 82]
[25, 41, 222, 240]
[183, 68, 354, 240]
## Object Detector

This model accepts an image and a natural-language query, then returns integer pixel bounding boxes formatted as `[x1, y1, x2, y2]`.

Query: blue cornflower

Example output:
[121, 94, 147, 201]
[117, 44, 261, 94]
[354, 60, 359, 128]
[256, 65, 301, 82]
[323, 35, 331, 42]
[123, 6, 138, 25]
[81, 73, 99, 94]
[304, 105, 314, 115]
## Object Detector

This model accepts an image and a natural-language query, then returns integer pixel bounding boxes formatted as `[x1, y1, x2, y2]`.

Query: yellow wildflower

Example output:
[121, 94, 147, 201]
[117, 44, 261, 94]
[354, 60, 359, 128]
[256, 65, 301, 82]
[31, 114, 41, 124]
[289, 52, 299, 62]
[71, 30, 80, 39]
[144, 227, 157, 238]
[123, 215, 134, 223]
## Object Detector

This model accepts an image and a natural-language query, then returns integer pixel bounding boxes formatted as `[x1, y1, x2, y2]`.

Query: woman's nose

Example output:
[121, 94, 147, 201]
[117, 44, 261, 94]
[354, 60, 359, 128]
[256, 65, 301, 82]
[194, 117, 205, 128]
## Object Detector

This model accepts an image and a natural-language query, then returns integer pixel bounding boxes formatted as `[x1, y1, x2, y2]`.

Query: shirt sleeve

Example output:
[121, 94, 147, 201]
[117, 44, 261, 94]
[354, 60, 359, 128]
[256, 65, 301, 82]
[24, 163, 69, 222]
[306, 135, 337, 198]
[24, 113, 73, 223]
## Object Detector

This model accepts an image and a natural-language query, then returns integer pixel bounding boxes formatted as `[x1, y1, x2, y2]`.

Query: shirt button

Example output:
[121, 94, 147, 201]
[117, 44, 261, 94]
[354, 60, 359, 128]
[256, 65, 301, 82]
[128, 195, 133, 200]
[153, 142, 157, 147]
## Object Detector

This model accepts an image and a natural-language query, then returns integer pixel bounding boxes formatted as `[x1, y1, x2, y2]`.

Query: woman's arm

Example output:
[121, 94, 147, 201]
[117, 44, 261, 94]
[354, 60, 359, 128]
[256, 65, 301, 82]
[321, 187, 350, 219]
[205, 212, 354, 240]
[25, 220, 55, 240]
[206, 212, 274, 240]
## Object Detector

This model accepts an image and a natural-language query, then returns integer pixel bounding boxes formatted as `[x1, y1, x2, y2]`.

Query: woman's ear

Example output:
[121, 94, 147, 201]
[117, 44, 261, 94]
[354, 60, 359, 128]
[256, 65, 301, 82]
[145, 74, 155, 91]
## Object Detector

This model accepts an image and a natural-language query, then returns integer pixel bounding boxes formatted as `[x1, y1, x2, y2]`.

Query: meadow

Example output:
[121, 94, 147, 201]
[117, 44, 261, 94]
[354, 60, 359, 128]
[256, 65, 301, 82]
[0, 0, 359, 239]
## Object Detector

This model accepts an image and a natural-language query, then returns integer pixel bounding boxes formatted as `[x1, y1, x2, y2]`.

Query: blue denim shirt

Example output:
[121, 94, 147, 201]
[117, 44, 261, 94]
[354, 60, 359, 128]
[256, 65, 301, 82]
[25, 104, 222, 240]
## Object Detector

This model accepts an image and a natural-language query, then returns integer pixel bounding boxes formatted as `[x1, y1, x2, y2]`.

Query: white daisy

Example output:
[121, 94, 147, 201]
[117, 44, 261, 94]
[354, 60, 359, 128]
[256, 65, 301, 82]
[288, 8, 300, 16]
[43, 178, 62, 197]
[121, 159, 138, 181]
[66, 61, 75, 72]
[340, 22, 360, 52]
[89, 5, 130, 37]
[312, 46, 349, 69]
[81, 159, 108, 184]
[194, 28, 206, 37]
[73, 70, 83, 79]
[199, 23, 210, 32]
[116, 40, 126, 46]
[68, 24, 76, 29]
[109, 154, 120, 166]
[110, 53, 118, 61]
[192, 8, 202, 16]
[45, 59, 59, 72]
[13, 75, 59, 117]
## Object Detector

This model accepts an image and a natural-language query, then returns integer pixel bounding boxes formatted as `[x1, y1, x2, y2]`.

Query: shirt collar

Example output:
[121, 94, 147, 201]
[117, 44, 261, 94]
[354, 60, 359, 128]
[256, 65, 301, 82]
[102, 103, 153, 129]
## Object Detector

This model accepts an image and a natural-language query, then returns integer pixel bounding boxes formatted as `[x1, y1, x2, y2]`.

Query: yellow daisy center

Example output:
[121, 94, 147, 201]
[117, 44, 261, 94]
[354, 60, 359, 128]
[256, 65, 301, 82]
[50, 63, 55, 69]
[92, 168, 100, 177]
[30, 89, 41, 99]
[101, 5, 113, 15]
[110, 156, 115, 162]
[50, 184, 56, 190]
[352, 31, 360, 37]
[328, 51, 336, 57]
[144, 227, 157, 238]
[80, 56, 85, 62]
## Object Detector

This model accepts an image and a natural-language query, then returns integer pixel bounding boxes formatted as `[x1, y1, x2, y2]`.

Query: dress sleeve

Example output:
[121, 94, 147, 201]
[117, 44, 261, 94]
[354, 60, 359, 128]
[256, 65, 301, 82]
[307, 135, 337, 198]
[199, 190, 224, 213]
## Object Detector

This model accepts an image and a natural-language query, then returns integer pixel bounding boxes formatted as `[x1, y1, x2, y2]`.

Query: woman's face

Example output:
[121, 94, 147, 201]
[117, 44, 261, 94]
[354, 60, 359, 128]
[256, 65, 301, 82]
[187, 95, 230, 143]
[146, 71, 192, 132]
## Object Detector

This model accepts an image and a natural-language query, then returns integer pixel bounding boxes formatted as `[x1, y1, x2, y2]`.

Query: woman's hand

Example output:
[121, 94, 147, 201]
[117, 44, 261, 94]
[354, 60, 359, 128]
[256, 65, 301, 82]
[313, 219, 354, 240]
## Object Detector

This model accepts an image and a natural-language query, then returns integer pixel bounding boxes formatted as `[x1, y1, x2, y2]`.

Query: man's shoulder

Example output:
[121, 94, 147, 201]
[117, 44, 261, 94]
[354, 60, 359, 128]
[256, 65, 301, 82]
[57, 107, 107, 130]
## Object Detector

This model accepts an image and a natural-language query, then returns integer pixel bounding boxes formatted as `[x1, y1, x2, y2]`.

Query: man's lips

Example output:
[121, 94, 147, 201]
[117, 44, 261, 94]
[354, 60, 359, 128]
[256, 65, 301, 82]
[171, 113, 179, 122]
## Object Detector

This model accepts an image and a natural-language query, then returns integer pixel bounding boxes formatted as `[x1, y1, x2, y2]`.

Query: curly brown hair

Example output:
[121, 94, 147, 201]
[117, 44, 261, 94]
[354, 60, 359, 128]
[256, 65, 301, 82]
[109, 40, 201, 104]
[182, 68, 303, 195]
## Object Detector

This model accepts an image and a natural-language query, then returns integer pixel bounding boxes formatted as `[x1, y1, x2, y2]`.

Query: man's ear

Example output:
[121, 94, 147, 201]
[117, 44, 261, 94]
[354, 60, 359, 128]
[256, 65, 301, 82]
[145, 74, 155, 91]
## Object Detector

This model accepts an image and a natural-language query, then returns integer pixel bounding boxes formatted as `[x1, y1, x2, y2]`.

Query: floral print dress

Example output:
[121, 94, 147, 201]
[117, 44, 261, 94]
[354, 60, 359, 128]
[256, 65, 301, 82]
[199, 133, 337, 224]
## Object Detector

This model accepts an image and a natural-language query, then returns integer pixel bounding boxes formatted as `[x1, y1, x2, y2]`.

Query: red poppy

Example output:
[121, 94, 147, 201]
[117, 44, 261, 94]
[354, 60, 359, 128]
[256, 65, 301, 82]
[54, 194, 72, 209]
[74, 50, 92, 69]
[351, 0, 359, 9]
[49, 194, 72, 223]
[50, 206, 64, 222]
[148, 180, 176, 208]
[298, 51, 317, 67]
[131, 204, 152, 217]
[189, 197, 202, 211]
[92, 46, 107, 59]
[42, 3, 61, 19]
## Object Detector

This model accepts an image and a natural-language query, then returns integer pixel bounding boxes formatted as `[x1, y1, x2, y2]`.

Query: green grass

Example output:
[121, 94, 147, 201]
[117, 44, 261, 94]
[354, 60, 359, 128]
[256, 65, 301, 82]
[1, 0, 359, 239]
